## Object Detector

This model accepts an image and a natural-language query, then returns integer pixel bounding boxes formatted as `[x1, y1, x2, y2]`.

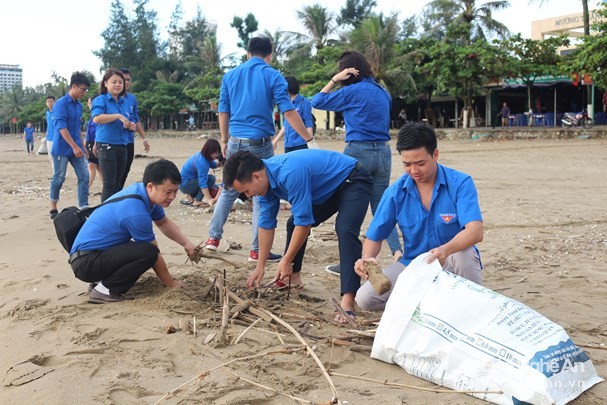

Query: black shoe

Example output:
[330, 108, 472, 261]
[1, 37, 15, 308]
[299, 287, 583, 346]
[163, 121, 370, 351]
[325, 264, 340, 275]
[88, 289, 134, 304]
[49, 209, 58, 220]
[87, 283, 98, 293]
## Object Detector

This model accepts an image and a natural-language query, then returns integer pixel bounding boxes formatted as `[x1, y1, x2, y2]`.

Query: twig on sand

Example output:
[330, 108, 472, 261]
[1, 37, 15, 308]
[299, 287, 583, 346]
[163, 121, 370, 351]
[257, 307, 339, 404]
[153, 347, 304, 404]
[222, 367, 313, 404]
[329, 372, 504, 395]
[232, 318, 261, 345]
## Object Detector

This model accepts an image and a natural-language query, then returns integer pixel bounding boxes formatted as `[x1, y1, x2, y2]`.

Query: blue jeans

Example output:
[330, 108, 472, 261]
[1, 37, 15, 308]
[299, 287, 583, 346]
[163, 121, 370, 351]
[50, 154, 90, 208]
[180, 175, 217, 201]
[208, 139, 274, 251]
[344, 141, 402, 254]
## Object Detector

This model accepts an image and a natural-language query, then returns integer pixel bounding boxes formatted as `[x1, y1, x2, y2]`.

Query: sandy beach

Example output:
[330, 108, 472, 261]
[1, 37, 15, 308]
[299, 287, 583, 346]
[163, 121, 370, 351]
[0, 132, 605, 404]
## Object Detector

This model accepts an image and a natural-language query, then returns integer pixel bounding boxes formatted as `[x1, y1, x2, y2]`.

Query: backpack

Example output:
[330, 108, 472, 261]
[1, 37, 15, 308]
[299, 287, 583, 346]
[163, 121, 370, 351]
[53, 194, 144, 253]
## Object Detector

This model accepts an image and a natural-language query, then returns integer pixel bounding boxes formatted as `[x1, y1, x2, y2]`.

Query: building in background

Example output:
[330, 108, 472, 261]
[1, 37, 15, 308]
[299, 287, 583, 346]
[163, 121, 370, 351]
[0, 64, 23, 93]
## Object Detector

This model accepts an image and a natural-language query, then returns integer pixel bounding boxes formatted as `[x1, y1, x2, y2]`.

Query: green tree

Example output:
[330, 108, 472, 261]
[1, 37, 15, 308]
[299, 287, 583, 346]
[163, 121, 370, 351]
[231, 13, 259, 56]
[94, 0, 137, 73]
[296, 4, 336, 53]
[424, 0, 510, 45]
[337, 0, 377, 28]
[498, 33, 570, 111]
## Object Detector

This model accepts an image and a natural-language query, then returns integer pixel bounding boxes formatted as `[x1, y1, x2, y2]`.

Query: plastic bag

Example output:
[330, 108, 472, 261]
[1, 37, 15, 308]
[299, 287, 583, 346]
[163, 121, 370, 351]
[372, 253, 602, 405]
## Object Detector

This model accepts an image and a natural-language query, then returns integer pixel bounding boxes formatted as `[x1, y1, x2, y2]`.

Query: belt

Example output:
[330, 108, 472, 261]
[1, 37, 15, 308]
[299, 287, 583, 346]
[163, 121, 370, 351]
[69, 250, 93, 264]
[229, 136, 273, 146]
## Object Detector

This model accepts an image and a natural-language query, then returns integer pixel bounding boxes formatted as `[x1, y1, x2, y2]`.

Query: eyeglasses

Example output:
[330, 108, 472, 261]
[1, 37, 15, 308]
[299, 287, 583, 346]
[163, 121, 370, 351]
[78, 86, 89, 93]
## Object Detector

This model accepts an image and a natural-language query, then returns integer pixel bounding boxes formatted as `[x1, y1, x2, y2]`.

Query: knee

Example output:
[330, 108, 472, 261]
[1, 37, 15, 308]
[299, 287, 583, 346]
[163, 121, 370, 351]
[140, 243, 160, 266]
[355, 284, 386, 312]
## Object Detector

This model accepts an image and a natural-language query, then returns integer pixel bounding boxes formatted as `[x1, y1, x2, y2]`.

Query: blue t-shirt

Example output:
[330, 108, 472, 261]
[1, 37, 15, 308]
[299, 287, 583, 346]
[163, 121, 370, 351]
[180, 153, 218, 189]
[284, 94, 313, 148]
[46, 110, 55, 142]
[366, 164, 483, 266]
[311, 77, 391, 142]
[124, 93, 140, 144]
[51, 92, 84, 156]
[219, 57, 295, 139]
[24, 127, 35, 141]
[258, 150, 356, 229]
[85, 119, 97, 142]
[91, 93, 133, 145]
[70, 182, 165, 254]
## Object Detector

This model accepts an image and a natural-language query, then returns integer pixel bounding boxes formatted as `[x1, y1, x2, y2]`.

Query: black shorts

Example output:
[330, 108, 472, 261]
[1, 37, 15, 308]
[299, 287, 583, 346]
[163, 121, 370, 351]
[86, 141, 99, 165]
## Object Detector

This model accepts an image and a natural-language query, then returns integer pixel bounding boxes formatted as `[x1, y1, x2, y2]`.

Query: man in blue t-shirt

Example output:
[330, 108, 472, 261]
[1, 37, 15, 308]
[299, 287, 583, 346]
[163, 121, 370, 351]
[355, 123, 484, 312]
[23, 121, 35, 155]
[272, 76, 315, 153]
[204, 37, 314, 263]
[49, 72, 91, 219]
[223, 149, 372, 324]
[45, 96, 56, 170]
[69, 159, 197, 304]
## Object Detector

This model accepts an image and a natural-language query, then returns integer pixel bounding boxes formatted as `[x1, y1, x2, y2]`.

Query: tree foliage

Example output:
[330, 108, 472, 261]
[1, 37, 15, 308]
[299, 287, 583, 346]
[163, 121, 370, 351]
[337, 0, 377, 28]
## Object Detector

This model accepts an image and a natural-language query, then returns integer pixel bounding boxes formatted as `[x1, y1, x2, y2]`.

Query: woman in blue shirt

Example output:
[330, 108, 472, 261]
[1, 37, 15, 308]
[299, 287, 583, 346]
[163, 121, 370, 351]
[91, 68, 136, 202]
[312, 51, 402, 272]
[179, 139, 221, 208]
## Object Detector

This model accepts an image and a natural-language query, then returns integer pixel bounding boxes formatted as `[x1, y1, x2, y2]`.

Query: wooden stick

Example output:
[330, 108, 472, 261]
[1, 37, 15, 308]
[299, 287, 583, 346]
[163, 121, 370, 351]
[329, 372, 503, 394]
[222, 368, 312, 404]
[258, 307, 339, 403]
[226, 289, 273, 322]
[233, 318, 261, 345]
[153, 347, 304, 404]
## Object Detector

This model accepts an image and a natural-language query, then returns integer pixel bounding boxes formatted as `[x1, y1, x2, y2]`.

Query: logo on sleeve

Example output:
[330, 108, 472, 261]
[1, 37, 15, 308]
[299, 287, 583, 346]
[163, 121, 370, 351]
[440, 213, 456, 224]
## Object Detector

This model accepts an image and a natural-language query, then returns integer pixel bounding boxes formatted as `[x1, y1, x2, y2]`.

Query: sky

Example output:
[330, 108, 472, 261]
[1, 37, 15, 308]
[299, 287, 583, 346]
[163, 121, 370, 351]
[0, 0, 591, 88]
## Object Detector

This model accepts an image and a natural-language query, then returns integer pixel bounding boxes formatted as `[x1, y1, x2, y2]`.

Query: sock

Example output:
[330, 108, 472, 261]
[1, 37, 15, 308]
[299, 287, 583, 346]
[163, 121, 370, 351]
[94, 282, 110, 295]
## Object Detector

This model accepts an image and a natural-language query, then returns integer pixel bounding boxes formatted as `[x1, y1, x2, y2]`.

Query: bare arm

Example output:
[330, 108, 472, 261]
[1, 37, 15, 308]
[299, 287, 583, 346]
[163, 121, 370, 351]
[154, 217, 196, 258]
[247, 227, 276, 288]
[427, 221, 483, 266]
[354, 238, 383, 279]
[135, 121, 150, 152]
[218, 112, 230, 158]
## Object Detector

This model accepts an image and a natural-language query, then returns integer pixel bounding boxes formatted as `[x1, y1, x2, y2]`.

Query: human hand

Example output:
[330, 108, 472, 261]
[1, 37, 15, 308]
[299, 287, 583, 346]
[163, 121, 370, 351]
[427, 246, 448, 267]
[272, 140, 278, 151]
[73, 145, 85, 158]
[220, 141, 228, 159]
[246, 267, 265, 289]
[184, 243, 197, 259]
[333, 67, 359, 83]
[143, 139, 150, 153]
[169, 279, 184, 288]
[354, 257, 378, 280]
[276, 259, 293, 282]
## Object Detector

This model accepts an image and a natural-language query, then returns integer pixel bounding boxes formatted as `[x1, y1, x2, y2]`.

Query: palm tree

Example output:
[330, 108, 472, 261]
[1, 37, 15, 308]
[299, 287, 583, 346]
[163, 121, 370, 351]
[296, 4, 336, 53]
[530, 0, 590, 36]
[425, 0, 511, 45]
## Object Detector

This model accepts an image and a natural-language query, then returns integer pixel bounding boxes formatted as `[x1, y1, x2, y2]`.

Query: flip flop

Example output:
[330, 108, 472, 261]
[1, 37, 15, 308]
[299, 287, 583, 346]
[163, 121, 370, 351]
[180, 200, 193, 206]
[273, 280, 304, 291]
[334, 310, 357, 325]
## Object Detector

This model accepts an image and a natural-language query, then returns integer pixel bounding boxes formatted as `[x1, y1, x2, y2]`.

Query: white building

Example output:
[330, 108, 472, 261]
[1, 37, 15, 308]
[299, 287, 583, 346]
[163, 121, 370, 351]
[0, 64, 23, 93]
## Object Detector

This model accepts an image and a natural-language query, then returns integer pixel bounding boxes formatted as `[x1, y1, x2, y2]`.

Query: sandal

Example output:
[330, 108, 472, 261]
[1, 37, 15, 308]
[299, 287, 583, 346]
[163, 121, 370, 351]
[334, 310, 357, 325]
[180, 200, 193, 206]
[273, 280, 304, 291]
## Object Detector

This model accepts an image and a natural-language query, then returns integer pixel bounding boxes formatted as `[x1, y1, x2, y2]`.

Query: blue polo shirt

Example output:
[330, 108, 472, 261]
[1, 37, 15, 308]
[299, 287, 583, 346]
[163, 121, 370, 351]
[24, 127, 35, 141]
[124, 92, 140, 144]
[46, 110, 55, 142]
[219, 57, 295, 139]
[180, 153, 218, 189]
[51, 92, 84, 156]
[91, 93, 132, 145]
[70, 182, 165, 254]
[366, 164, 483, 266]
[257, 150, 356, 229]
[284, 94, 313, 148]
[311, 77, 391, 142]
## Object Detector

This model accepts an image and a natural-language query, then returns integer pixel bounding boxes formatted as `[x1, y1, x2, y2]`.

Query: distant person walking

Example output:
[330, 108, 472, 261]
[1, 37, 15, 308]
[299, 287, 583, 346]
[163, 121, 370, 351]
[45, 96, 56, 169]
[498, 102, 511, 128]
[23, 121, 35, 155]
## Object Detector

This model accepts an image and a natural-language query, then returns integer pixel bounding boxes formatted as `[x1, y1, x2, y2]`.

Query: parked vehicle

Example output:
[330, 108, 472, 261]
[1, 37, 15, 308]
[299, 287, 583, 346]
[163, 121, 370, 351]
[562, 110, 593, 129]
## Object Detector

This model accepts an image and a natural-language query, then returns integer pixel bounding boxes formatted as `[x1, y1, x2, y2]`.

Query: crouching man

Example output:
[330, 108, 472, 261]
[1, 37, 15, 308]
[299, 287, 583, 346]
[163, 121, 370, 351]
[355, 123, 484, 312]
[69, 159, 197, 303]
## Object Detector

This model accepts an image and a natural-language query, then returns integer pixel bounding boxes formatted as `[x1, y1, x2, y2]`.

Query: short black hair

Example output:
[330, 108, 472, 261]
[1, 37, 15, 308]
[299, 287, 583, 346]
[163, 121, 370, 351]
[248, 37, 273, 57]
[285, 76, 300, 95]
[223, 150, 264, 189]
[46, 95, 55, 101]
[143, 159, 181, 185]
[119, 67, 131, 75]
[396, 123, 437, 155]
[70, 72, 91, 88]
[201, 138, 221, 160]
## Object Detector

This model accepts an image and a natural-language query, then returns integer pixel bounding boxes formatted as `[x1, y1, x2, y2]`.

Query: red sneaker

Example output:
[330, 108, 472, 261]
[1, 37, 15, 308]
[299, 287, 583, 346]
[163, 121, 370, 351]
[248, 250, 283, 262]
[204, 238, 220, 251]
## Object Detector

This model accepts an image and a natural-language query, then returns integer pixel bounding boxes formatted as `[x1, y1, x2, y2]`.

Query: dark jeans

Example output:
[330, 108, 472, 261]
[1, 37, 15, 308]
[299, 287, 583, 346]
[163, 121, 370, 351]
[179, 175, 217, 201]
[118, 142, 135, 190]
[71, 242, 159, 295]
[284, 144, 308, 153]
[26, 140, 34, 154]
[97, 143, 127, 202]
[285, 164, 372, 295]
